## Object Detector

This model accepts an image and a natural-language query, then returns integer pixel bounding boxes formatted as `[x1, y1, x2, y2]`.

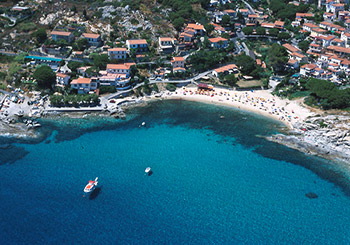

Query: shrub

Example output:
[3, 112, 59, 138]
[166, 83, 177, 91]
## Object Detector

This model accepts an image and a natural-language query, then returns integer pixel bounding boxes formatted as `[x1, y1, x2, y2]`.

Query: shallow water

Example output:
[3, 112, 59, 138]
[1, 100, 350, 243]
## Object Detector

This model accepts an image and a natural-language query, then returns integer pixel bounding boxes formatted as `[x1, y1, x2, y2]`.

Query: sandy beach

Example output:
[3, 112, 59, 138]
[159, 87, 314, 129]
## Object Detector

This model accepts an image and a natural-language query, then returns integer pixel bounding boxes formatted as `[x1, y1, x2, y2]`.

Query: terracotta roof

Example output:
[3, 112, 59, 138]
[321, 35, 336, 41]
[328, 45, 350, 54]
[187, 23, 205, 30]
[303, 23, 318, 29]
[296, 13, 314, 18]
[248, 14, 258, 18]
[324, 12, 335, 16]
[292, 52, 306, 58]
[288, 59, 298, 64]
[108, 48, 127, 52]
[107, 64, 130, 70]
[274, 21, 284, 27]
[127, 39, 148, 45]
[159, 37, 174, 42]
[208, 37, 228, 43]
[172, 57, 185, 62]
[282, 43, 301, 53]
[332, 38, 343, 43]
[223, 9, 236, 13]
[214, 64, 238, 73]
[332, 3, 344, 7]
[82, 33, 100, 39]
[56, 73, 69, 78]
[173, 67, 186, 72]
[239, 9, 249, 12]
[261, 22, 275, 28]
[302, 63, 317, 69]
[310, 43, 320, 47]
[51, 31, 72, 36]
[71, 77, 91, 84]
[312, 28, 326, 33]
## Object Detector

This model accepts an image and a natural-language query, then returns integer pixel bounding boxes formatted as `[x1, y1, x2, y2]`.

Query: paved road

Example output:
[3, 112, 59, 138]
[242, 0, 255, 14]
[242, 42, 256, 60]
[106, 70, 214, 100]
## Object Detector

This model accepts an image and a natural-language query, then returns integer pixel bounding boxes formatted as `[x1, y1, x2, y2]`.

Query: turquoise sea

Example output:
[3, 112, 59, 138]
[1, 100, 350, 244]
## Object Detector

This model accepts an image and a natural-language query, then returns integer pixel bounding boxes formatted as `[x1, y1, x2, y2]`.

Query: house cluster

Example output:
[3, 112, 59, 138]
[282, 3, 350, 84]
[50, 31, 102, 46]
[56, 62, 136, 94]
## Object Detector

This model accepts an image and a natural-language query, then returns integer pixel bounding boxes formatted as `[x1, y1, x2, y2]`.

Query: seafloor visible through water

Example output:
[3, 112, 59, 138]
[1, 100, 350, 244]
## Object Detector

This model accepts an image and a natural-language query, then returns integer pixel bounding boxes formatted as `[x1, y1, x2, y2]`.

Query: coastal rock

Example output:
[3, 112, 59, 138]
[305, 192, 318, 199]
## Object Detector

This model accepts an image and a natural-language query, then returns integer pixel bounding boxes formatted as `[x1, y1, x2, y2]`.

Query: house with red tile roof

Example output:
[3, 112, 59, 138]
[171, 57, 185, 68]
[323, 12, 336, 21]
[223, 9, 236, 17]
[327, 45, 350, 56]
[108, 47, 127, 60]
[310, 28, 327, 37]
[208, 37, 228, 48]
[340, 32, 350, 48]
[106, 63, 135, 76]
[326, 3, 344, 14]
[82, 33, 102, 46]
[70, 77, 98, 94]
[282, 43, 302, 55]
[261, 22, 275, 29]
[209, 23, 226, 34]
[56, 73, 70, 88]
[300, 63, 318, 76]
[212, 64, 238, 77]
[51, 31, 74, 43]
[158, 37, 176, 53]
[186, 23, 205, 35]
[286, 59, 299, 69]
[239, 9, 249, 17]
[126, 39, 148, 52]
[308, 43, 322, 55]
[274, 21, 284, 29]
[302, 23, 319, 32]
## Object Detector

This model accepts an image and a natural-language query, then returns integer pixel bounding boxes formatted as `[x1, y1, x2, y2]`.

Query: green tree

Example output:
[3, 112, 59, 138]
[235, 54, 256, 75]
[221, 15, 230, 27]
[268, 28, 279, 36]
[277, 32, 291, 40]
[268, 43, 288, 74]
[256, 26, 266, 35]
[71, 5, 77, 13]
[33, 65, 56, 90]
[33, 28, 47, 43]
[75, 38, 89, 51]
[223, 74, 237, 86]
[298, 40, 310, 52]
[173, 17, 185, 31]
[92, 54, 109, 70]
[68, 61, 82, 73]
[242, 27, 253, 35]
[204, 24, 214, 36]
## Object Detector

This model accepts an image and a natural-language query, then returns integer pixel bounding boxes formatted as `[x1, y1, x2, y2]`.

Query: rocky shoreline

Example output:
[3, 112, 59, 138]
[267, 114, 350, 165]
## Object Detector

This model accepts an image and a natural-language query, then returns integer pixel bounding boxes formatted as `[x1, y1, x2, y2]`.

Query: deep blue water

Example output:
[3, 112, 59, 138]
[1, 100, 350, 244]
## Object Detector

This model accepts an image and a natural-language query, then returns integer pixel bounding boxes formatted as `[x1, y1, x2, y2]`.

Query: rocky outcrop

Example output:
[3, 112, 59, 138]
[268, 115, 350, 163]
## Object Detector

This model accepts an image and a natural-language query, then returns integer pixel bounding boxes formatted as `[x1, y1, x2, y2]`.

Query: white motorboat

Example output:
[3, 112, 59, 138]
[145, 167, 151, 174]
[84, 177, 98, 193]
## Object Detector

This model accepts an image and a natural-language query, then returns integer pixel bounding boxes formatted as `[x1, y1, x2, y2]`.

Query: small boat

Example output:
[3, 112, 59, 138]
[145, 167, 152, 176]
[84, 177, 98, 193]
[141, 122, 146, 126]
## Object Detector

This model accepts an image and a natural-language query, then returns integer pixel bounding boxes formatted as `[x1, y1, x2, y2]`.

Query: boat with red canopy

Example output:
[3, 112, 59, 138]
[84, 177, 98, 193]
